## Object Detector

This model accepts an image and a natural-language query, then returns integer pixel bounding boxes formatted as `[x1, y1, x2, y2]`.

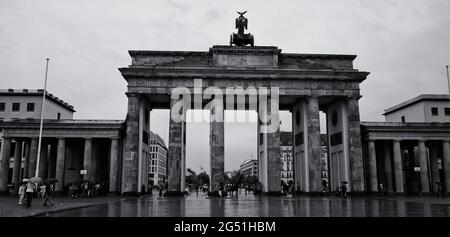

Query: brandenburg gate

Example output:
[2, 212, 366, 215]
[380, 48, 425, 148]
[118, 13, 369, 195]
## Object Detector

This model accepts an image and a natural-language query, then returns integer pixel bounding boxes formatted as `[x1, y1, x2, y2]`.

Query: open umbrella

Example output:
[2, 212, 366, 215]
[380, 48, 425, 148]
[22, 178, 29, 183]
[28, 177, 43, 184]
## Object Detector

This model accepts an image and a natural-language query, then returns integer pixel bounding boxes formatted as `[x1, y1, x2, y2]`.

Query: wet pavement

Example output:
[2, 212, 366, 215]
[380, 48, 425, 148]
[40, 191, 450, 217]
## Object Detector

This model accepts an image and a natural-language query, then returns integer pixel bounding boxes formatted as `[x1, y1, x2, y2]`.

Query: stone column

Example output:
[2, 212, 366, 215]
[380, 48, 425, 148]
[38, 142, 48, 180]
[429, 143, 440, 193]
[306, 96, 321, 192]
[167, 98, 186, 195]
[291, 100, 309, 192]
[28, 138, 38, 177]
[83, 138, 93, 181]
[23, 141, 30, 179]
[367, 140, 378, 192]
[418, 140, 430, 193]
[257, 96, 281, 193]
[55, 138, 66, 192]
[109, 138, 119, 193]
[383, 142, 394, 193]
[209, 103, 224, 192]
[347, 97, 365, 192]
[393, 140, 404, 194]
[442, 140, 450, 194]
[0, 138, 12, 193]
[12, 140, 23, 194]
[122, 93, 140, 194]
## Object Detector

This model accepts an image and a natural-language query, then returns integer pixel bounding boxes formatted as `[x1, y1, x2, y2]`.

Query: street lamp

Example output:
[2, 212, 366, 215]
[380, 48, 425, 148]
[35, 58, 50, 178]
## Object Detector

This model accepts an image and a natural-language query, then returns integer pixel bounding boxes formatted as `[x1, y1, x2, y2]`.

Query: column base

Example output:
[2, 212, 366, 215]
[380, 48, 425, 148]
[164, 191, 186, 197]
[120, 191, 139, 196]
[262, 191, 282, 196]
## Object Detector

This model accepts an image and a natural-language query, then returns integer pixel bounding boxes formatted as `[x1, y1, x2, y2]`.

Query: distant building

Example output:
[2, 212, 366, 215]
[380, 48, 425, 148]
[240, 159, 258, 177]
[320, 134, 328, 183]
[383, 94, 450, 123]
[280, 132, 293, 184]
[0, 89, 75, 122]
[148, 131, 167, 187]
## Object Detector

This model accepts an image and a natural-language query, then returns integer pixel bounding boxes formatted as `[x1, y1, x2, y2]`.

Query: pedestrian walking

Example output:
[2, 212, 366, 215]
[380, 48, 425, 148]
[341, 182, 348, 198]
[25, 182, 36, 208]
[18, 183, 26, 205]
[43, 182, 54, 207]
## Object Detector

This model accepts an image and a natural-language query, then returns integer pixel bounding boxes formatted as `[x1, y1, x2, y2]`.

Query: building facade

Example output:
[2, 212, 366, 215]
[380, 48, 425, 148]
[0, 89, 74, 122]
[384, 94, 450, 123]
[240, 159, 258, 177]
[280, 132, 293, 184]
[148, 131, 167, 187]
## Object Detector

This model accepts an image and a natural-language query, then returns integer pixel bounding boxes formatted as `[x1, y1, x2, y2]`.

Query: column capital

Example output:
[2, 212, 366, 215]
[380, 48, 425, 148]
[84, 137, 93, 141]
[125, 92, 140, 98]
[346, 95, 362, 101]
[393, 139, 402, 143]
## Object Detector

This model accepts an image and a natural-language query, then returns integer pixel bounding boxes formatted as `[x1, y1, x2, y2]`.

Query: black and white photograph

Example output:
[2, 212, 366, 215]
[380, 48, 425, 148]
[0, 0, 449, 234]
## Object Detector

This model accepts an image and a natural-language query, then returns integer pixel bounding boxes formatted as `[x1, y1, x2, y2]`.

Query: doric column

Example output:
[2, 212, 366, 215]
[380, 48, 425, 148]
[122, 93, 140, 194]
[109, 138, 119, 193]
[23, 141, 30, 179]
[291, 99, 309, 192]
[418, 140, 430, 193]
[383, 142, 394, 193]
[0, 138, 12, 193]
[257, 96, 281, 193]
[392, 140, 404, 194]
[28, 138, 38, 177]
[306, 96, 321, 192]
[367, 140, 378, 192]
[346, 97, 365, 192]
[55, 138, 66, 192]
[209, 101, 224, 192]
[83, 138, 93, 181]
[442, 140, 450, 194]
[12, 140, 23, 194]
[167, 98, 186, 195]
[38, 142, 48, 179]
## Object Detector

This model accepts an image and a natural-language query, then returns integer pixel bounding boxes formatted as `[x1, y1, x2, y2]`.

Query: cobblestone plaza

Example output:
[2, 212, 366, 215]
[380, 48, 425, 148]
[37, 192, 450, 217]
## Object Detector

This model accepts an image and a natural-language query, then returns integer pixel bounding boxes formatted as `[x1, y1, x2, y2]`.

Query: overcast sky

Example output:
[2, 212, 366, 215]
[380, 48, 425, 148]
[1, 0, 449, 173]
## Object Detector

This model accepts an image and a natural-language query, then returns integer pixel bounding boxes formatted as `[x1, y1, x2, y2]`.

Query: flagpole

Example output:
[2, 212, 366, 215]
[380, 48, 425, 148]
[35, 58, 49, 178]
[446, 65, 450, 103]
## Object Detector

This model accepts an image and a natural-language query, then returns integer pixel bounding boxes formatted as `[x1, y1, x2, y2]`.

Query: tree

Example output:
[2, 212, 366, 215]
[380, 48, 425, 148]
[197, 171, 210, 186]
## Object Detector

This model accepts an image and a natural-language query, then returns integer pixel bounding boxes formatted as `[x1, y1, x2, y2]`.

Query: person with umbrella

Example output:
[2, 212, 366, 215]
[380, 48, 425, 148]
[25, 178, 38, 208]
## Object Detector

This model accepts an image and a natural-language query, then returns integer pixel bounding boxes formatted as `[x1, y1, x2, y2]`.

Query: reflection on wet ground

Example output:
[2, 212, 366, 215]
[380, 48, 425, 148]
[43, 192, 450, 217]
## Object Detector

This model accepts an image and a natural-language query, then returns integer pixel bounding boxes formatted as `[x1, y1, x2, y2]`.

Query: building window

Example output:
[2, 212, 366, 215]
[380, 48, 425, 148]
[0, 103, 5, 111]
[401, 116, 405, 123]
[445, 107, 450, 116]
[27, 103, 35, 112]
[12, 103, 20, 112]
[431, 107, 439, 116]
[57, 112, 61, 120]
